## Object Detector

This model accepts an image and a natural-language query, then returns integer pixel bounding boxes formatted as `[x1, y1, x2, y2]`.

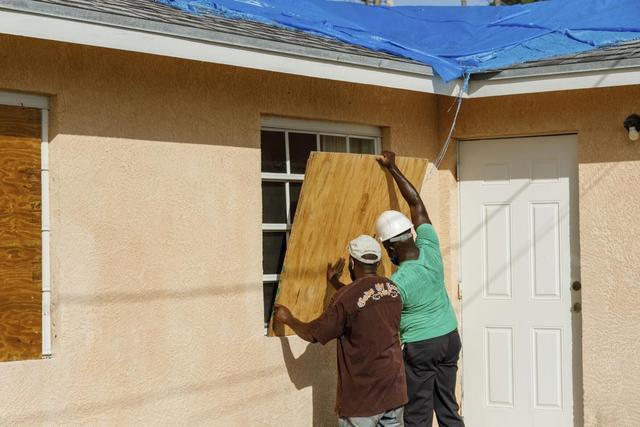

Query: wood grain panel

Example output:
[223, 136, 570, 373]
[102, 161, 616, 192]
[268, 152, 427, 336]
[0, 105, 41, 139]
[0, 106, 42, 362]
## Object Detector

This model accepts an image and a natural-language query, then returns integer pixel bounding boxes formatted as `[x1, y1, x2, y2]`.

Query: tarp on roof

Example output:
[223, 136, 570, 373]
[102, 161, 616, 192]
[156, 0, 640, 82]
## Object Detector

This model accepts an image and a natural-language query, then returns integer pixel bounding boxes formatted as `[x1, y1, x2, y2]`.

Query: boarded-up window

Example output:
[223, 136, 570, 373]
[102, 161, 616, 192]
[0, 105, 42, 361]
[268, 152, 427, 336]
[261, 121, 380, 328]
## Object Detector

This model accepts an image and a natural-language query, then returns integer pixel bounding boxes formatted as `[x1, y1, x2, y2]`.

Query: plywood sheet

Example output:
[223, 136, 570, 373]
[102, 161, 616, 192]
[269, 152, 427, 336]
[0, 105, 42, 361]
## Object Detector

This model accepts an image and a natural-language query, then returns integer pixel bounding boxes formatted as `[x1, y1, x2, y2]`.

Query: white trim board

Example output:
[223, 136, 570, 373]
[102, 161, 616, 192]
[0, 7, 638, 98]
[0, 8, 445, 95]
[262, 116, 381, 137]
[40, 109, 52, 357]
[0, 91, 49, 110]
[468, 67, 640, 98]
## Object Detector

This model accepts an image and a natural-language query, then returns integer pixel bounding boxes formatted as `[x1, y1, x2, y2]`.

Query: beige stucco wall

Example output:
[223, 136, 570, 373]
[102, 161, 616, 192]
[0, 35, 442, 425]
[442, 85, 640, 426]
[3, 32, 637, 427]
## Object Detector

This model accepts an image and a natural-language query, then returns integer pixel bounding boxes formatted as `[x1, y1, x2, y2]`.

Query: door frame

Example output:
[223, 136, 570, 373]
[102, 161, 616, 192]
[456, 134, 584, 425]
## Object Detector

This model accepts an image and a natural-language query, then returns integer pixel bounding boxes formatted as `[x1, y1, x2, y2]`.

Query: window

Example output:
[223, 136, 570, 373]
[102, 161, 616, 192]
[260, 117, 381, 327]
[0, 91, 50, 361]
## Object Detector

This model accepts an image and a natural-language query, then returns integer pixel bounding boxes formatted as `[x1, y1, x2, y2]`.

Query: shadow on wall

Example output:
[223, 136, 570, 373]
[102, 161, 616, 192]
[279, 337, 337, 426]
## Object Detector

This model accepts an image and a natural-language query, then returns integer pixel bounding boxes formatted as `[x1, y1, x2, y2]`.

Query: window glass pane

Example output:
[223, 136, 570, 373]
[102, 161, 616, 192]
[261, 130, 286, 173]
[290, 182, 303, 222]
[263, 282, 279, 326]
[320, 135, 347, 153]
[263, 232, 287, 274]
[262, 182, 287, 223]
[349, 137, 376, 154]
[289, 132, 317, 174]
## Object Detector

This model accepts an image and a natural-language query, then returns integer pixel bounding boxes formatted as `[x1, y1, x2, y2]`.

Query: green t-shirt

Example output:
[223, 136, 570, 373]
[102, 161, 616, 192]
[390, 223, 457, 343]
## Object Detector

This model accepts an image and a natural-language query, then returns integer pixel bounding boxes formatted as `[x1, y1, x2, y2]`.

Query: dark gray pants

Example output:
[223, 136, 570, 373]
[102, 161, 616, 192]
[403, 330, 465, 427]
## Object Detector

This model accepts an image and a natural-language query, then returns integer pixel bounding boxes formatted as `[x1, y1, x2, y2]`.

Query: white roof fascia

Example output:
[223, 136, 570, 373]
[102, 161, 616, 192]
[0, 3, 637, 99]
[0, 5, 455, 95]
[468, 65, 640, 98]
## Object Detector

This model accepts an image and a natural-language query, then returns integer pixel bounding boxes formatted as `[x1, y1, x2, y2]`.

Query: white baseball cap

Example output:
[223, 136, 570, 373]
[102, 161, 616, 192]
[348, 235, 382, 264]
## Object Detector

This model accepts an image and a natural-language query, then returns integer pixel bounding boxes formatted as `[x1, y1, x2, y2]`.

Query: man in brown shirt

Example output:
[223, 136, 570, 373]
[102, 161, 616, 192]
[274, 235, 407, 426]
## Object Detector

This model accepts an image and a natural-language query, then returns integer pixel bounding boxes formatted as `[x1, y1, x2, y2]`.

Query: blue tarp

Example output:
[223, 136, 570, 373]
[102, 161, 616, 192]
[156, 0, 640, 82]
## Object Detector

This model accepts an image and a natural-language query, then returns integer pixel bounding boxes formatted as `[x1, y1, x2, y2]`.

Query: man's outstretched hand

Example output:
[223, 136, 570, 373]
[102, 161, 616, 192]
[327, 258, 345, 284]
[273, 303, 316, 343]
[273, 304, 292, 325]
[376, 151, 396, 169]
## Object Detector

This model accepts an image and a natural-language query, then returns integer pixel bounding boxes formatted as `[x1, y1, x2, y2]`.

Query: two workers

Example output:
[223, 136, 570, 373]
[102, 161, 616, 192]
[274, 151, 464, 427]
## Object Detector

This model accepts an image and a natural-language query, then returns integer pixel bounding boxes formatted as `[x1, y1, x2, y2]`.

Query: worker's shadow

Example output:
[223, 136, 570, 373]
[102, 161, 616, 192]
[279, 336, 336, 426]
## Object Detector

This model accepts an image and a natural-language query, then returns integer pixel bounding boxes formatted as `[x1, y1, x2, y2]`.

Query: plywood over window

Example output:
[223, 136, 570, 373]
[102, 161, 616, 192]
[268, 152, 427, 336]
[0, 105, 42, 361]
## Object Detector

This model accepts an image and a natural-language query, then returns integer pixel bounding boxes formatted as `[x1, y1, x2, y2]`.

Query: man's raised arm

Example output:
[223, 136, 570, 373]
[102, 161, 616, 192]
[377, 151, 431, 226]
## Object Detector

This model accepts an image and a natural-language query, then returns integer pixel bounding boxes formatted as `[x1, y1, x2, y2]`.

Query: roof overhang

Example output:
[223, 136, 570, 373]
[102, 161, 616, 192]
[0, 0, 453, 94]
[1, 0, 638, 99]
[464, 56, 640, 98]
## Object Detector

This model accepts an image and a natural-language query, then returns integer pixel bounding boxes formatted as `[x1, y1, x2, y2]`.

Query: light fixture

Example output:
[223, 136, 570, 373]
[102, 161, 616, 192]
[624, 114, 640, 142]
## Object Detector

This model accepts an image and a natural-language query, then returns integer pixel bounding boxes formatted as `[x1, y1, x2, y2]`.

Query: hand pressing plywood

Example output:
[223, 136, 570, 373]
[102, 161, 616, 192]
[268, 152, 427, 337]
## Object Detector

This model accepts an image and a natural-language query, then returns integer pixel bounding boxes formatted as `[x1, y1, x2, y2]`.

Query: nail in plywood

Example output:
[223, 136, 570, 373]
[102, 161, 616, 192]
[268, 152, 427, 337]
[0, 105, 42, 361]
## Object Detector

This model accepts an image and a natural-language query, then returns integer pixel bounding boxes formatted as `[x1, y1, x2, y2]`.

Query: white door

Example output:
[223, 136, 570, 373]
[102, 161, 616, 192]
[460, 135, 580, 426]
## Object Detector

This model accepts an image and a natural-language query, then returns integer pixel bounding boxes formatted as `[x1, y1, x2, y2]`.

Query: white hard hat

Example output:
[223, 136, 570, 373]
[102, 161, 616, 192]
[348, 235, 382, 264]
[375, 210, 413, 242]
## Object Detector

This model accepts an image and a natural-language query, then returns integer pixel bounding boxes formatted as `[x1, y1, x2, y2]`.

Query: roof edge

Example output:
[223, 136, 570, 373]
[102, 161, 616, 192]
[0, 0, 638, 99]
[0, 0, 434, 78]
[475, 56, 640, 81]
[468, 62, 640, 98]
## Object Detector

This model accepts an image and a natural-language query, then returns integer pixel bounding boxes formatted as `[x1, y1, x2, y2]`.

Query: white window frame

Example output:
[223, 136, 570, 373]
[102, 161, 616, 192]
[0, 91, 51, 357]
[260, 116, 382, 327]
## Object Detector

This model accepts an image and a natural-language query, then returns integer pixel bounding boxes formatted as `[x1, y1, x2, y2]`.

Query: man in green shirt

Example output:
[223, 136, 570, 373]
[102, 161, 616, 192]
[375, 151, 464, 427]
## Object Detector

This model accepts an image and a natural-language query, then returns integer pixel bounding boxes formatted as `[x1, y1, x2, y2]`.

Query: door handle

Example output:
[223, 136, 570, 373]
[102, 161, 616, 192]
[571, 302, 582, 313]
[571, 281, 581, 291]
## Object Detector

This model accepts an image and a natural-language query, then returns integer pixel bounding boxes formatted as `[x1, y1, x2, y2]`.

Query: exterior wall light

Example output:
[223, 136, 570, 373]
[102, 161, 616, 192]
[624, 114, 640, 141]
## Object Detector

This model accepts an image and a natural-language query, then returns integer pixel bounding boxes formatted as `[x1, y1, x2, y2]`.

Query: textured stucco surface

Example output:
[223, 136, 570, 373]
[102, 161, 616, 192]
[444, 85, 640, 427]
[0, 35, 440, 425]
[3, 32, 638, 427]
